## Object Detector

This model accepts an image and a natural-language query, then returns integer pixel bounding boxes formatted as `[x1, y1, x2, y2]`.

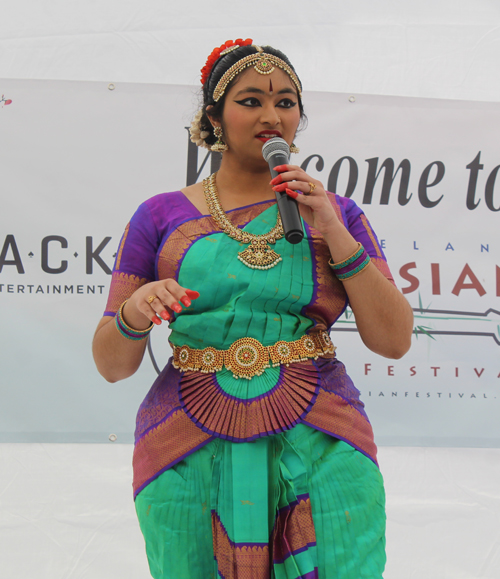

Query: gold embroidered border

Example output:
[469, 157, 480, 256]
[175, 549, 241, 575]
[303, 194, 348, 331]
[104, 271, 150, 315]
[303, 390, 378, 463]
[360, 214, 383, 258]
[133, 409, 212, 497]
[212, 513, 270, 579]
[272, 496, 316, 563]
[115, 222, 130, 271]
[180, 362, 319, 440]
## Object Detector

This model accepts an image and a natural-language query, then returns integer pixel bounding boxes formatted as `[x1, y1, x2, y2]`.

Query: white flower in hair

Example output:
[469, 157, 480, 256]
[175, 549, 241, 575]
[189, 109, 212, 150]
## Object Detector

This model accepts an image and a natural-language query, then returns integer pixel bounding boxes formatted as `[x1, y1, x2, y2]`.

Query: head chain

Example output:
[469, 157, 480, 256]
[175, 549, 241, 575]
[212, 48, 303, 102]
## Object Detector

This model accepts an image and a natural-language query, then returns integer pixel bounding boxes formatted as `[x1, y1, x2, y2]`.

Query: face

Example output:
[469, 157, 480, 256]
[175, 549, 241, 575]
[215, 67, 301, 163]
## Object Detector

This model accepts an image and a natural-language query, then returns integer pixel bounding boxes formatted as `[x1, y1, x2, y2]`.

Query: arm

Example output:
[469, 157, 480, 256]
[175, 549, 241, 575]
[322, 221, 413, 359]
[92, 281, 199, 383]
[92, 197, 200, 382]
[272, 165, 413, 359]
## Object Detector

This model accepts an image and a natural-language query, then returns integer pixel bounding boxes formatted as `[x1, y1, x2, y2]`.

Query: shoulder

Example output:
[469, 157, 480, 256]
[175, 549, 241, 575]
[142, 190, 192, 215]
[131, 190, 201, 232]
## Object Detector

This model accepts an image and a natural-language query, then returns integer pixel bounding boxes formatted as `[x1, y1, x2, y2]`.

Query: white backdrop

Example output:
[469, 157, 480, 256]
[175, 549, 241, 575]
[1, 81, 499, 447]
[1, 1, 500, 578]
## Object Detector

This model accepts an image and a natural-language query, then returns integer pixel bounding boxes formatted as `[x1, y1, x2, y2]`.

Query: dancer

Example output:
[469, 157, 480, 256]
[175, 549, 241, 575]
[93, 38, 413, 579]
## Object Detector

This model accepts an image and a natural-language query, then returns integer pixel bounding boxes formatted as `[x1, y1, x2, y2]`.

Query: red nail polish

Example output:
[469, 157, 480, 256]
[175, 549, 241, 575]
[172, 303, 182, 313]
[286, 188, 299, 199]
[273, 165, 286, 171]
[180, 296, 191, 307]
[152, 317, 162, 325]
[160, 310, 170, 321]
[185, 289, 200, 299]
[270, 174, 283, 186]
[273, 183, 287, 192]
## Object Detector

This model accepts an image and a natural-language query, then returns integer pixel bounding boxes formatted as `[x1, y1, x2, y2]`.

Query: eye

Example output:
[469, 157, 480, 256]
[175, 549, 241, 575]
[277, 98, 297, 109]
[234, 97, 261, 107]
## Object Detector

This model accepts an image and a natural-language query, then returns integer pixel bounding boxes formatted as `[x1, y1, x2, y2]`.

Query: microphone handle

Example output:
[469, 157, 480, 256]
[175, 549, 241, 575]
[269, 152, 304, 245]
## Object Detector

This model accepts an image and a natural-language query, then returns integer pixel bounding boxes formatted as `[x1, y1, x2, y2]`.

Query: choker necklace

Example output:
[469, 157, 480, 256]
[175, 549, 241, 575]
[203, 173, 284, 270]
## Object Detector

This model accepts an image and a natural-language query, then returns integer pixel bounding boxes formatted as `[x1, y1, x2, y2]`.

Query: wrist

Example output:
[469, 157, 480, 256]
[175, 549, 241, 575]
[122, 300, 152, 331]
[322, 223, 359, 262]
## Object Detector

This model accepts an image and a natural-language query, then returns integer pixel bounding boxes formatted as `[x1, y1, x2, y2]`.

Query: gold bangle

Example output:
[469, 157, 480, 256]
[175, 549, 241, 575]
[116, 301, 153, 335]
[328, 242, 363, 270]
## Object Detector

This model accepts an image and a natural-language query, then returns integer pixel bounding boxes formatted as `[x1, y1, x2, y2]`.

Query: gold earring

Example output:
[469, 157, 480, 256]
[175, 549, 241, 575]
[290, 143, 300, 154]
[211, 126, 228, 152]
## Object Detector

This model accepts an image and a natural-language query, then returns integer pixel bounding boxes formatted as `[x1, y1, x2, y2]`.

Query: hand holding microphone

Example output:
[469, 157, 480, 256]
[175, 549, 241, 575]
[262, 137, 304, 245]
[263, 138, 340, 242]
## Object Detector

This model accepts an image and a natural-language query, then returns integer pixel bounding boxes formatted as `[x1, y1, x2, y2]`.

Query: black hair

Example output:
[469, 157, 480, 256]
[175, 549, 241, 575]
[198, 44, 306, 146]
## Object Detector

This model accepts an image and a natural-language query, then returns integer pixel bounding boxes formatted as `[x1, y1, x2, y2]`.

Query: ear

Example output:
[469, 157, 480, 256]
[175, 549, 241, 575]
[206, 105, 214, 126]
[205, 105, 220, 128]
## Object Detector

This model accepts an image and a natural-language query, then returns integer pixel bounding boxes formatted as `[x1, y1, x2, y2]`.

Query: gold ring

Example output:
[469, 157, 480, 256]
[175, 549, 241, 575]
[308, 182, 316, 194]
[147, 295, 157, 305]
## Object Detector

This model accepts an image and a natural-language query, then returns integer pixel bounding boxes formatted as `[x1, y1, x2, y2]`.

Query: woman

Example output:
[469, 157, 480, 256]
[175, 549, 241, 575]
[93, 39, 413, 579]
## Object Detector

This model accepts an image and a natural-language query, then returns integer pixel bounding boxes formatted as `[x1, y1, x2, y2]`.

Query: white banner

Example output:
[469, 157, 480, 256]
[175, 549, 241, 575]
[1, 80, 499, 445]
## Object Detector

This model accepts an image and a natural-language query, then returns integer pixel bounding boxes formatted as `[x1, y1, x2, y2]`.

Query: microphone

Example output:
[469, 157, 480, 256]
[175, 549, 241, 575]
[262, 137, 304, 244]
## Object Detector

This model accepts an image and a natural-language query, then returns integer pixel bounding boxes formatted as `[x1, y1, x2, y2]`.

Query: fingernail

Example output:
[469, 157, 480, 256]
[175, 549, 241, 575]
[180, 296, 191, 307]
[185, 289, 200, 299]
[272, 183, 287, 192]
[269, 175, 283, 186]
[286, 188, 298, 199]
[152, 317, 162, 325]
[273, 165, 286, 171]
[172, 303, 182, 313]
[160, 310, 170, 321]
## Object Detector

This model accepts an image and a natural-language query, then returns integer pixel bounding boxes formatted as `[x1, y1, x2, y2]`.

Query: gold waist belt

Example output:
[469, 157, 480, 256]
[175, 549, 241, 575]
[171, 332, 336, 379]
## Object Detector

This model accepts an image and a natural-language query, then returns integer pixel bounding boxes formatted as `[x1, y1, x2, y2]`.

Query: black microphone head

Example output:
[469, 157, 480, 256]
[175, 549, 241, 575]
[262, 137, 290, 163]
[285, 230, 304, 244]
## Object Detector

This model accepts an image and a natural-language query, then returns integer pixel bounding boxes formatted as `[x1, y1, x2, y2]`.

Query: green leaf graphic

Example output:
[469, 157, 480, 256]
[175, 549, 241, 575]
[414, 325, 436, 341]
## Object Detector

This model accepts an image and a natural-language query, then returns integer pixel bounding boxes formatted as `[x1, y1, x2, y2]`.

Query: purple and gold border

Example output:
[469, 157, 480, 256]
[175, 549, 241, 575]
[272, 493, 317, 565]
[212, 512, 270, 579]
[133, 408, 213, 498]
[303, 390, 378, 465]
[104, 271, 150, 316]
[179, 362, 320, 442]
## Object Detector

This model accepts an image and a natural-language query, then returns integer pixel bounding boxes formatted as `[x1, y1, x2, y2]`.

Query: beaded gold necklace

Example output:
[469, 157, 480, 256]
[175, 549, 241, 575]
[203, 173, 284, 270]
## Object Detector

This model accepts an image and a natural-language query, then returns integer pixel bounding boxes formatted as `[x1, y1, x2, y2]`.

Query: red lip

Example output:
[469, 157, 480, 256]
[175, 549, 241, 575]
[255, 130, 282, 142]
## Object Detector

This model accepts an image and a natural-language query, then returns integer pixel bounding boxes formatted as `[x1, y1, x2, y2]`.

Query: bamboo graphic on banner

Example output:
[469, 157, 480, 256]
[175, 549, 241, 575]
[332, 306, 500, 346]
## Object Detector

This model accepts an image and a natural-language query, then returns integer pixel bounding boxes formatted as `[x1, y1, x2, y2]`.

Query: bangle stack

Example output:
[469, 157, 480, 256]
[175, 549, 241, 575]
[115, 300, 153, 341]
[329, 242, 371, 281]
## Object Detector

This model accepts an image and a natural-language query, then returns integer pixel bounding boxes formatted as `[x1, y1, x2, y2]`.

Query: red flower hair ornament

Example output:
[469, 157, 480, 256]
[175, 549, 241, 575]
[200, 38, 253, 86]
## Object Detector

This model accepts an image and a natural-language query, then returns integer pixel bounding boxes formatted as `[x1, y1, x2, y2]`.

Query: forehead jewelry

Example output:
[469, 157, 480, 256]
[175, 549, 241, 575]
[212, 46, 302, 102]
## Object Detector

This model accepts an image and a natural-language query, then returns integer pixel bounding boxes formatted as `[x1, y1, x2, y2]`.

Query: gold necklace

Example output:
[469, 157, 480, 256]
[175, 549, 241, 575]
[203, 173, 284, 270]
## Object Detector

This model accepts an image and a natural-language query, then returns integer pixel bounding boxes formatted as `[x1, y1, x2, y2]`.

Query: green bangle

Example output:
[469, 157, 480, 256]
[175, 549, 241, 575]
[115, 300, 153, 341]
[328, 243, 363, 270]
[336, 255, 371, 280]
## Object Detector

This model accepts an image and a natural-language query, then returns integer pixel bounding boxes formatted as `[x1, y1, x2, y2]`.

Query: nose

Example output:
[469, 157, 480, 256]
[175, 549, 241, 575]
[260, 103, 280, 126]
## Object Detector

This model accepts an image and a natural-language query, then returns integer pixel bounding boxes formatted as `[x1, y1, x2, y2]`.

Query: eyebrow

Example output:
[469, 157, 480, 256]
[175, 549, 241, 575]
[233, 86, 297, 97]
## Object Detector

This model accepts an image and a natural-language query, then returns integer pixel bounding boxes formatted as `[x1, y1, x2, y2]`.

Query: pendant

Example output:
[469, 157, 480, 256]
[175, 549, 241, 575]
[238, 240, 282, 270]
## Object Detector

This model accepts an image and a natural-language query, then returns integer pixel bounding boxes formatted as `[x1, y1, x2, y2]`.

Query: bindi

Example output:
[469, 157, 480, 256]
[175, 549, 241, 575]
[269, 79, 273, 94]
